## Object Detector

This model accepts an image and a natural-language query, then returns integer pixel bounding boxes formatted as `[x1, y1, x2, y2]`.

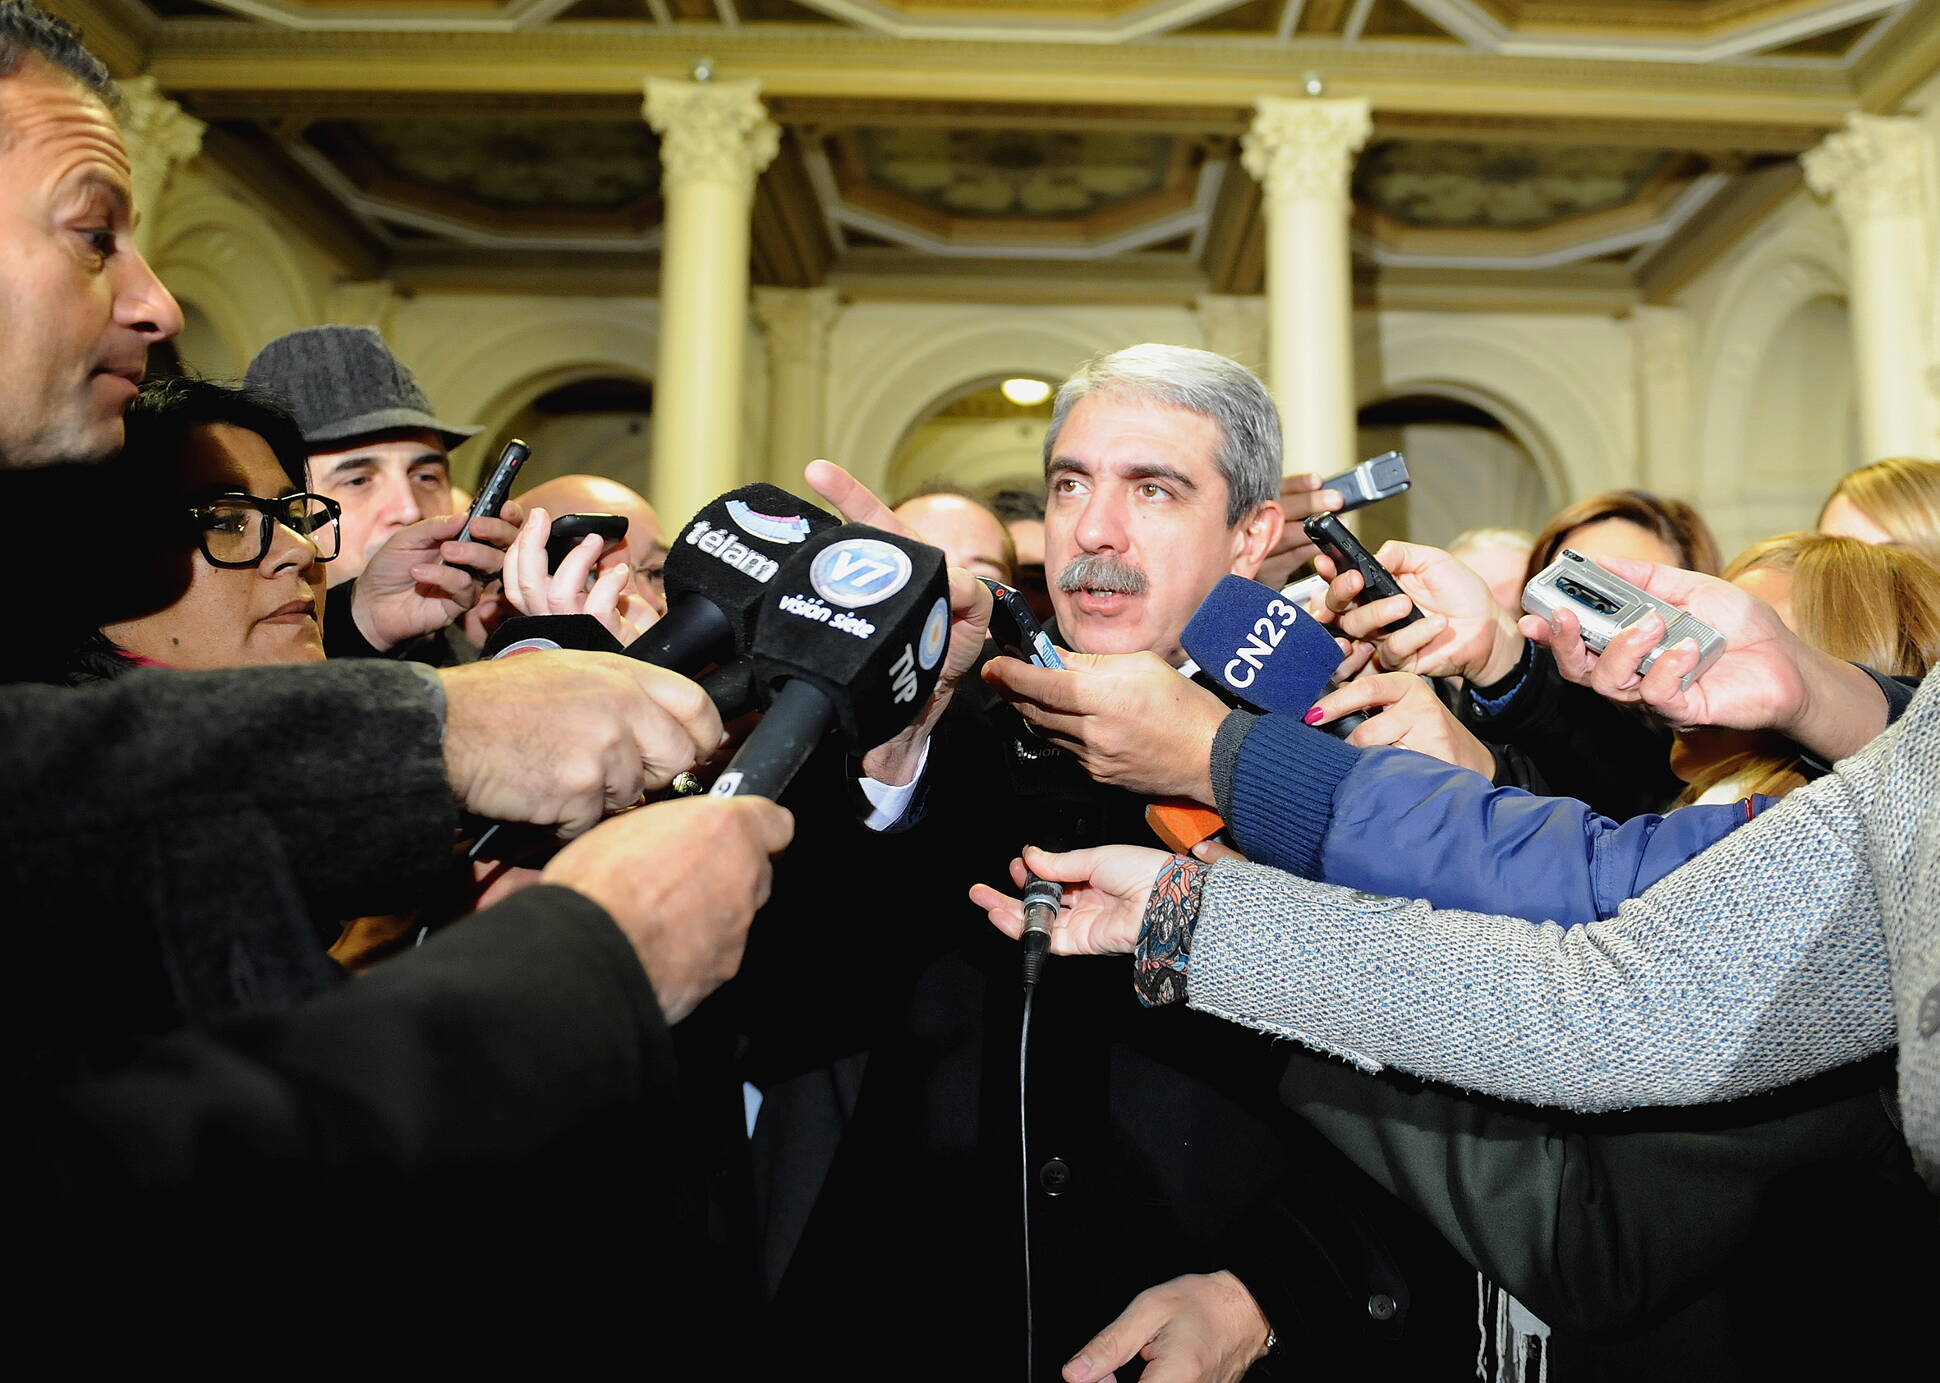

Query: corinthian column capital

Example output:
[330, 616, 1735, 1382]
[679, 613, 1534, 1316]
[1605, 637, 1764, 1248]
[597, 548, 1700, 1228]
[643, 76, 781, 192]
[1802, 113, 1925, 225]
[1241, 96, 1371, 206]
[752, 286, 840, 366]
[117, 76, 205, 252]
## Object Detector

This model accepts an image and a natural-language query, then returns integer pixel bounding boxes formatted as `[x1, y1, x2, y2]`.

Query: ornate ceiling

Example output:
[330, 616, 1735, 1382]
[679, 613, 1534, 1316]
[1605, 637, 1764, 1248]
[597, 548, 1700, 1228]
[45, 0, 1940, 307]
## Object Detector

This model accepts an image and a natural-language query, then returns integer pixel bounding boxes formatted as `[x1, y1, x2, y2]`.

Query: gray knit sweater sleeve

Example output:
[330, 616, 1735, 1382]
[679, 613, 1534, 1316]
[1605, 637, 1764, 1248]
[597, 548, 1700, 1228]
[1183, 675, 1937, 1114]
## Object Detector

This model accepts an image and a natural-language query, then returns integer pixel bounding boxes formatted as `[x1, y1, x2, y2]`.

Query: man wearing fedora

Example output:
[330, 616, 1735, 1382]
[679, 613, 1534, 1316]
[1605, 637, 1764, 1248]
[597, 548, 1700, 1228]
[248, 325, 479, 589]
[249, 325, 505, 661]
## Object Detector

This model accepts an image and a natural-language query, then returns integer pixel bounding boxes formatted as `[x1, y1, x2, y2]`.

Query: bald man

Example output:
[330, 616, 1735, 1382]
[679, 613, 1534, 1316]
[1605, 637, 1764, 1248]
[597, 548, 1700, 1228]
[892, 487, 1014, 586]
[517, 473, 669, 617]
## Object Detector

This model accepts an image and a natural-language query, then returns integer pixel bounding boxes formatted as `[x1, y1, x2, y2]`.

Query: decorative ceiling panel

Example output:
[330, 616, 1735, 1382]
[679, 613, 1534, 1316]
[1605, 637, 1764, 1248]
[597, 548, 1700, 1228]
[853, 128, 1175, 219]
[305, 117, 661, 224]
[1354, 139, 1674, 228]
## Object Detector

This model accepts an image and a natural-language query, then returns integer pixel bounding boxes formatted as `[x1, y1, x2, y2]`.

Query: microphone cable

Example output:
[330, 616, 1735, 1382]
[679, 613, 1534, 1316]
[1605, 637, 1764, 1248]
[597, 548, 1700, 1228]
[1018, 870, 1062, 1381]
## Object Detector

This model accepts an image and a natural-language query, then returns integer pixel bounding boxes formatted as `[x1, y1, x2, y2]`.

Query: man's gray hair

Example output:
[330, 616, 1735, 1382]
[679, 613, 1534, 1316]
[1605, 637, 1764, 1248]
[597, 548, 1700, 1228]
[1042, 343, 1282, 527]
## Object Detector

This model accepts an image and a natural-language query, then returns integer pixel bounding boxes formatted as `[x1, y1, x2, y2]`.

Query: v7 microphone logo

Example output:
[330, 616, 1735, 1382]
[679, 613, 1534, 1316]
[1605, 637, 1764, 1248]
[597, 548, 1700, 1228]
[827, 550, 894, 589]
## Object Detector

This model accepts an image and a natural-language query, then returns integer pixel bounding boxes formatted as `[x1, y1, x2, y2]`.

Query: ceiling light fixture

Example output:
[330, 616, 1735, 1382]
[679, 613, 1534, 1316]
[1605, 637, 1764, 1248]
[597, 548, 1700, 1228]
[1001, 378, 1052, 406]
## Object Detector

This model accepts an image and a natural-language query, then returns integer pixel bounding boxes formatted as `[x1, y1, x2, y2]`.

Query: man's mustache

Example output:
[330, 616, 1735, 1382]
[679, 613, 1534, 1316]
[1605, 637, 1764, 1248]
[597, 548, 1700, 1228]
[1056, 552, 1149, 596]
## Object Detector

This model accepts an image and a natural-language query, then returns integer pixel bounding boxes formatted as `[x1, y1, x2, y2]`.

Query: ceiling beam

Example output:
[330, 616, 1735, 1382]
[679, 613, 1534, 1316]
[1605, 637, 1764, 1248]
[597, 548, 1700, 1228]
[751, 130, 836, 288]
[388, 246, 659, 296]
[1854, 0, 1940, 113]
[828, 249, 1209, 305]
[147, 23, 1861, 132]
[1353, 262, 1640, 315]
[1199, 154, 1265, 294]
[197, 123, 391, 281]
[1633, 158, 1805, 303]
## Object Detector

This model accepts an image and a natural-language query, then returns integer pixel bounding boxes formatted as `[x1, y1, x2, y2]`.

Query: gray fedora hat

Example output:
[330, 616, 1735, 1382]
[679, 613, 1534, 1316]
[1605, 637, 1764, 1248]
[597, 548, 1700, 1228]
[245, 326, 482, 452]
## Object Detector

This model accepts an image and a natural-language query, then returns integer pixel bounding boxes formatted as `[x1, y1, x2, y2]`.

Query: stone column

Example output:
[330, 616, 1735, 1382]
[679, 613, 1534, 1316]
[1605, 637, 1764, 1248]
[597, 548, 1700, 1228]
[1193, 292, 1269, 378]
[1803, 114, 1939, 460]
[1241, 96, 1371, 475]
[752, 285, 839, 491]
[1628, 305, 1693, 493]
[643, 76, 780, 527]
[118, 76, 205, 260]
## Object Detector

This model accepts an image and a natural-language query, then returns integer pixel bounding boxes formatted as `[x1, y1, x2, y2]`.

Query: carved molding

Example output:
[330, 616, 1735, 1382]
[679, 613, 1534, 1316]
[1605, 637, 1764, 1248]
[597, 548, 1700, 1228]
[1802, 113, 1926, 224]
[118, 76, 205, 248]
[643, 77, 781, 192]
[1240, 97, 1372, 206]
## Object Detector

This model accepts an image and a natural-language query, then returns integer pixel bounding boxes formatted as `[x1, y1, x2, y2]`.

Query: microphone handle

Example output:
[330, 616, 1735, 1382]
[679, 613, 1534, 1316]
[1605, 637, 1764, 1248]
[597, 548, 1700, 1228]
[710, 678, 838, 800]
[627, 593, 734, 671]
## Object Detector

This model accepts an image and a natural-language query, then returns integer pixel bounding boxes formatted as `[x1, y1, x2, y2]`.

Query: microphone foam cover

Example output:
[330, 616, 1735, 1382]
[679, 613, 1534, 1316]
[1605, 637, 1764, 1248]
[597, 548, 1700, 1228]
[749, 523, 950, 751]
[1181, 574, 1341, 716]
[663, 483, 840, 650]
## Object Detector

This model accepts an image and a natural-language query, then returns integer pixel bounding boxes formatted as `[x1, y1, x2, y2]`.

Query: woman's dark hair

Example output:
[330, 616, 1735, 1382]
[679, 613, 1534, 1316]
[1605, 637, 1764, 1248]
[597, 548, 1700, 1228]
[1523, 489, 1721, 587]
[0, 378, 310, 686]
[123, 376, 310, 491]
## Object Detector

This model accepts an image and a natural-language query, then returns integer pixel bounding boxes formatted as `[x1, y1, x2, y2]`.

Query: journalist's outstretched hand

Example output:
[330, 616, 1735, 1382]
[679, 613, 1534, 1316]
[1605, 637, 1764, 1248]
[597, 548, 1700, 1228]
[544, 794, 794, 1024]
[439, 653, 723, 838]
[1063, 1272, 1275, 1383]
[350, 507, 523, 651]
[971, 843, 1169, 956]
[1306, 670, 1495, 775]
[982, 649, 1230, 802]
[804, 458, 992, 785]
[1256, 472, 1345, 588]
[1320, 539, 1524, 685]
[1526, 555, 1889, 760]
[501, 505, 656, 645]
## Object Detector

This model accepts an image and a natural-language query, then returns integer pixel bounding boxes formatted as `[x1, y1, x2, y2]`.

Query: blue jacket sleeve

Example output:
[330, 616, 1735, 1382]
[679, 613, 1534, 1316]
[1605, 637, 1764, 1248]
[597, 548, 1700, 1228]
[1222, 712, 1765, 927]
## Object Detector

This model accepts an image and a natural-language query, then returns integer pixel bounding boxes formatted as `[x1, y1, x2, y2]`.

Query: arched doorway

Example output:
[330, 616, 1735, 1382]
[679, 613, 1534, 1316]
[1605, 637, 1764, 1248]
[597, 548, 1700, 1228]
[473, 373, 654, 498]
[1353, 394, 1555, 552]
[884, 376, 1056, 503]
[1744, 296, 1859, 523]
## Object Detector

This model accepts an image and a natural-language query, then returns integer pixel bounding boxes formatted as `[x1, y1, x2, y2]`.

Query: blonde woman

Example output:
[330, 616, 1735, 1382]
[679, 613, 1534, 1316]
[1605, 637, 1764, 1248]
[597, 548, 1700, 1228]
[1675, 532, 1940, 805]
[1817, 457, 1940, 565]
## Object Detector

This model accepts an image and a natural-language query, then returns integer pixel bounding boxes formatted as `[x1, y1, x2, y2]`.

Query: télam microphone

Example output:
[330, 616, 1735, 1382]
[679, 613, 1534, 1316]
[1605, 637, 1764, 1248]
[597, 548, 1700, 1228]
[627, 484, 841, 674]
[710, 523, 949, 801]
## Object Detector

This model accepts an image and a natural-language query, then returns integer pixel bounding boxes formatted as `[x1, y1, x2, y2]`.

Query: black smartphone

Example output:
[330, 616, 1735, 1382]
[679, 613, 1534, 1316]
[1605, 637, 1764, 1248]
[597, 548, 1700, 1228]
[1302, 513, 1422, 632]
[545, 513, 629, 572]
[455, 438, 529, 543]
[979, 577, 1064, 669]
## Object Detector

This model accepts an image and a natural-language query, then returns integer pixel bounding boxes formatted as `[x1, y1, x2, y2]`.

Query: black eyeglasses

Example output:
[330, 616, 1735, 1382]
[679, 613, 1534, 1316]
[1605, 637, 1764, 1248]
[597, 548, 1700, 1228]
[188, 492, 342, 568]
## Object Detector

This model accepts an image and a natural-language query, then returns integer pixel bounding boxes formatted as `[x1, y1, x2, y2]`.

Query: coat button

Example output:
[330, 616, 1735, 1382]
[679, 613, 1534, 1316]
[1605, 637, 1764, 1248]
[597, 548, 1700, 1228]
[1350, 891, 1385, 903]
[1038, 1158, 1072, 1196]
[1920, 983, 1940, 1039]
[1367, 1293, 1397, 1323]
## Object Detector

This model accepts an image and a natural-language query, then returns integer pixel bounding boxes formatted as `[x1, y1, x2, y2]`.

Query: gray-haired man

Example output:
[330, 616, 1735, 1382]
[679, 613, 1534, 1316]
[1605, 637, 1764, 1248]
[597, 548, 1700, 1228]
[765, 346, 1472, 1378]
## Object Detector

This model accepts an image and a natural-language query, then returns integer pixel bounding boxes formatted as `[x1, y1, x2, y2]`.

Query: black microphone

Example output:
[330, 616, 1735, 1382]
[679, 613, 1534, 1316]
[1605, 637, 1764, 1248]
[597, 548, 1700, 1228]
[711, 523, 949, 801]
[1020, 872, 1061, 990]
[480, 612, 624, 660]
[628, 484, 839, 673]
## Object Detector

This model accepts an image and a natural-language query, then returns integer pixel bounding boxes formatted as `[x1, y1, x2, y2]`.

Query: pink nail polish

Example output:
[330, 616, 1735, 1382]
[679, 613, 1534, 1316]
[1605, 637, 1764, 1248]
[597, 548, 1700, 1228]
[1303, 708, 1324, 725]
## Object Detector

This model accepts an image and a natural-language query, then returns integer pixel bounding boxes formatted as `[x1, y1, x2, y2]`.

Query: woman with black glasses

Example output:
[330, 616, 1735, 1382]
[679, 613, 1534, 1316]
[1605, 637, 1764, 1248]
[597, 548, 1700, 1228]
[4, 377, 337, 682]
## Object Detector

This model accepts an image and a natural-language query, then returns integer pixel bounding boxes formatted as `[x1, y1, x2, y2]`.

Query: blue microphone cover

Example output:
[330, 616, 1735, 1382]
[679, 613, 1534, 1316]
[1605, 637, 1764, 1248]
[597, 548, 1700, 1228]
[1181, 574, 1342, 715]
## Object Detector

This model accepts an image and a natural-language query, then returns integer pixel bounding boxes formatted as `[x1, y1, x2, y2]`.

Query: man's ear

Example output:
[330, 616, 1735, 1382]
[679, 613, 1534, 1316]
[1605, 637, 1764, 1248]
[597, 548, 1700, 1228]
[1230, 500, 1284, 579]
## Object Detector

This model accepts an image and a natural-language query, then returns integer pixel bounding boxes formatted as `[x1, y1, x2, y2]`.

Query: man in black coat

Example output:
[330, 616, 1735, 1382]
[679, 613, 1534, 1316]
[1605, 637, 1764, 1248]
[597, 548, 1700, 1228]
[0, 8, 792, 1329]
[756, 348, 1472, 1379]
